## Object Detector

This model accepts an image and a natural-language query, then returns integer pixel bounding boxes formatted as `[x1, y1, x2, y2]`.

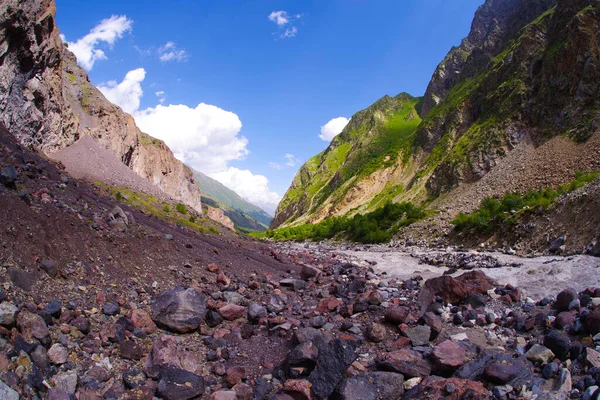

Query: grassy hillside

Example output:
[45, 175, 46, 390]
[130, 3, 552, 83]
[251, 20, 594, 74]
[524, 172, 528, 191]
[192, 169, 272, 232]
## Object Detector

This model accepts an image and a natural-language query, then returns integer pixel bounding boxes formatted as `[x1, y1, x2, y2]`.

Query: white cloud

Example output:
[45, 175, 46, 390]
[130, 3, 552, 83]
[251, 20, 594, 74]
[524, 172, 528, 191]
[284, 153, 299, 167]
[155, 91, 166, 104]
[98, 68, 145, 114]
[65, 15, 133, 71]
[158, 41, 188, 62]
[268, 11, 289, 26]
[209, 167, 281, 214]
[319, 117, 350, 141]
[268, 10, 302, 39]
[269, 162, 282, 170]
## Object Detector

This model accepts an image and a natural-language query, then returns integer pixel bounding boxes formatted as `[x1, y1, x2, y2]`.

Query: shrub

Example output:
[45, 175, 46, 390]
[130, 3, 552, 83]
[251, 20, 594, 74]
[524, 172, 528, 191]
[176, 203, 187, 214]
[163, 204, 170, 213]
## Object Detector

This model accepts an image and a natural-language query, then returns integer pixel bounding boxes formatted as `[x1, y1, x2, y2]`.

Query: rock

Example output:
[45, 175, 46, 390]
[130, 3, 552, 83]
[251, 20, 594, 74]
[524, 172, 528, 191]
[0, 302, 18, 326]
[52, 370, 78, 394]
[223, 291, 244, 305]
[219, 304, 246, 321]
[335, 376, 377, 400]
[309, 315, 326, 328]
[48, 343, 68, 364]
[268, 293, 288, 313]
[365, 371, 404, 399]
[542, 361, 560, 379]
[484, 362, 520, 384]
[555, 311, 575, 329]
[46, 389, 70, 400]
[405, 325, 431, 346]
[0, 165, 18, 188]
[205, 310, 223, 327]
[7, 267, 38, 291]
[45, 299, 61, 318]
[248, 303, 267, 322]
[17, 310, 50, 345]
[432, 340, 466, 373]
[71, 315, 90, 334]
[367, 323, 387, 342]
[587, 348, 600, 368]
[419, 275, 467, 307]
[102, 302, 120, 316]
[585, 309, 600, 335]
[110, 205, 128, 225]
[30, 345, 49, 371]
[385, 306, 409, 324]
[316, 297, 343, 313]
[555, 288, 578, 312]
[288, 341, 319, 369]
[40, 259, 59, 278]
[217, 272, 231, 286]
[403, 377, 488, 400]
[308, 338, 359, 398]
[549, 235, 567, 253]
[421, 312, 443, 339]
[131, 309, 157, 334]
[226, 366, 247, 387]
[284, 379, 312, 400]
[300, 264, 321, 281]
[0, 381, 19, 400]
[144, 335, 181, 378]
[456, 352, 541, 389]
[544, 331, 571, 361]
[377, 349, 432, 378]
[123, 369, 146, 389]
[464, 294, 487, 308]
[151, 288, 207, 333]
[120, 340, 146, 360]
[158, 366, 205, 400]
[526, 344, 555, 364]
[211, 390, 237, 400]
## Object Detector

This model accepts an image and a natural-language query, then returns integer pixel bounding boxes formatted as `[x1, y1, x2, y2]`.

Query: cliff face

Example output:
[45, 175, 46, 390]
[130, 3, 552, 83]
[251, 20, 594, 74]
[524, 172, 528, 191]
[0, 0, 203, 213]
[273, 0, 600, 229]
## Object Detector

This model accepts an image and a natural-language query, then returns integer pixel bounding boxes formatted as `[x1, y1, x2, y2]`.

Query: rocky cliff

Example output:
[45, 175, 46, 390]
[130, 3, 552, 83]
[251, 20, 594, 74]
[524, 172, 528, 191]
[0, 0, 203, 213]
[273, 0, 600, 229]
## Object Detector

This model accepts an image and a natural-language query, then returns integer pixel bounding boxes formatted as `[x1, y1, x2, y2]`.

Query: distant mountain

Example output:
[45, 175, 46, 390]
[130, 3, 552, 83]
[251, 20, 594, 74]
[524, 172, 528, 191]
[192, 169, 273, 231]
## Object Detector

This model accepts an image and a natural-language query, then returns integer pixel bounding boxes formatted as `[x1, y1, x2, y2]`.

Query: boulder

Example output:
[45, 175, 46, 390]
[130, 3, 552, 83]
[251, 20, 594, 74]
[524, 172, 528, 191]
[218, 304, 246, 321]
[525, 344, 555, 364]
[151, 288, 207, 333]
[334, 376, 377, 400]
[555, 288, 578, 312]
[431, 340, 466, 374]
[385, 306, 409, 324]
[377, 349, 431, 378]
[544, 331, 571, 361]
[406, 325, 431, 346]
[308, 338, 359, 398]
[403, 377, 488, 400]
[157, 366, 205, 400]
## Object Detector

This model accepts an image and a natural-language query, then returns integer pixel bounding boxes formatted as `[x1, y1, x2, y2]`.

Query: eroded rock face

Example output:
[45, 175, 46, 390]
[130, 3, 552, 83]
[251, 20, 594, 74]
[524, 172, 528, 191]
[0, 1, 203, 214]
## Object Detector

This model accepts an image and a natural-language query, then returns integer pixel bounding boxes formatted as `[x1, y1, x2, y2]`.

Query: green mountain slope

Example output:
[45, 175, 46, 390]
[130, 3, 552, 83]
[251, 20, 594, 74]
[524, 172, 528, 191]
[192, 169, 273, 231]
[273, 0, 600, 230]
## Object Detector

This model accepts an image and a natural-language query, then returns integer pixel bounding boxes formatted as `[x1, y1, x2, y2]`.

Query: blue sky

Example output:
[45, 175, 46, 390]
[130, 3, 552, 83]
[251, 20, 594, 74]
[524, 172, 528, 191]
[55, 0, 484, 214]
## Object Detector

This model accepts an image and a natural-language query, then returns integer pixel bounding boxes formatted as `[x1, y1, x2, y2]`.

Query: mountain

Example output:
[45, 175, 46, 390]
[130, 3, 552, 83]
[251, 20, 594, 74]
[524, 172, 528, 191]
[193, 169, 273, 232]
[0, 1, 203, 215]
[273, 0, 600, 229]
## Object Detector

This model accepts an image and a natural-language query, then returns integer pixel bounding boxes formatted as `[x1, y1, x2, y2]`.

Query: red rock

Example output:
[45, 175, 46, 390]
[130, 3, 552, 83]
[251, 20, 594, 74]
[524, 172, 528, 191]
[284, 379, 312, 400]
[131, 309, 157, 334]
[217, 272, 231, 286]
[226, 366, 247, 387]
[432, 340, 466, 373]
[316, 297, 343, 313]
[377, 349, 431, 378]
[95, 291, 106, 305]
[211, 391, 237, 400]
[454, 271, 495, 298]
[144, 335, 181, 379]
[395, 337, 411, 349]
[207, 264, 219, 273]
[385, 306, 409, 324]
[219, 304, 246, 321]
[17, 311, 50, 344]
[555, 311, 575, 329]
[406, 377, 488, 399]
[585, 308, 600, 335]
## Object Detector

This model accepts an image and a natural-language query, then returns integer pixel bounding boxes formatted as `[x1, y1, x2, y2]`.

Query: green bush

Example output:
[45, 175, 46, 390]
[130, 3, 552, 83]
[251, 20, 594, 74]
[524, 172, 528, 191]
[257, 202, 427, 244]
[163, 204, 170, 213]
[176, 203, 188, 214]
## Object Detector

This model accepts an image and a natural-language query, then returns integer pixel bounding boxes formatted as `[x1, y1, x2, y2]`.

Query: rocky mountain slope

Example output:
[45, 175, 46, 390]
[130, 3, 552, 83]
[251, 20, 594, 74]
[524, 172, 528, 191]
[193, 169, 272, 232]
[0, 0, 203, 214]
[273, 0, 600, 229]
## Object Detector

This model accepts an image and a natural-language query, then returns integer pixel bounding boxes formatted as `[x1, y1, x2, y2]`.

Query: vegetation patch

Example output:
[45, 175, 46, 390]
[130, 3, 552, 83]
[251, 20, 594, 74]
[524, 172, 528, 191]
[452, 171, 599, 233]
[255, 202, 428, 244]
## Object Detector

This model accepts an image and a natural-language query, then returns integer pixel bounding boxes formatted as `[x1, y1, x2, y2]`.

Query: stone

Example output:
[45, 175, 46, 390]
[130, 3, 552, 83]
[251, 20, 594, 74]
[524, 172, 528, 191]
[120, 340, 146, 360]
[102, 302, 120, 316]
[40, 259, 59, 278]
[406, 325, 431, 346]
[403, 377, 488, 400]
[151, 288, 207, 333]
[211, 390, 237, 400]
[0, 302, 18, 326]
[131, 309, 157, 334]
[71, 315, 90, 334]
[7, 267, 38, 291]
[432, 340, 466, 373]
[316, 297, 343, 313]
[526, 344, 555, 364]
[587, 348, 600, 368]
[52, 370, 78, 394]
[268, 293, 287, 313]
[365, 371, 404, 399]
[46, 389, 70, 400]
[367, 323, 387, 342]
[123, 369, 147, 389]
[17, 310, 50, 345]
[223, 291, 244, 305]
[377, 349, 432, 378]
[544, 331, 571, 361]
[418, 275, 467, 307]
[585, 309, 600, 335]
[0, 381, 19, 400]
[335, 376, 377, 400]
[219, 304, 246, 321]
[308, 338, 359, 398]
[30, 345, 49, 371]
[0, 165, 18, 187]
[456, 352, 541, 389]
[284, 379, 312, 400]
[226, 366, 247, 387]
[421, 312, 443, 339]
[248, 303, 267, 323]
[288, 341, 319, 368]
[48, 343, 68, 364]
[385, 306, 409, 324]
[484, 362, 520, 384]
[555, 311, 575, 329]
[217, 272, 231, 286]
[205, 310, 224, 327]
[158, 366, 205, 400]
[464, 294, 487, 308]
[300, 264, 321, 281]
[144, 335, 181, 379]
[309, 315, 326, 328]
[549, 235, 567, 253]
[45, 299, 61, 318]
[555, 288, 578, 312]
